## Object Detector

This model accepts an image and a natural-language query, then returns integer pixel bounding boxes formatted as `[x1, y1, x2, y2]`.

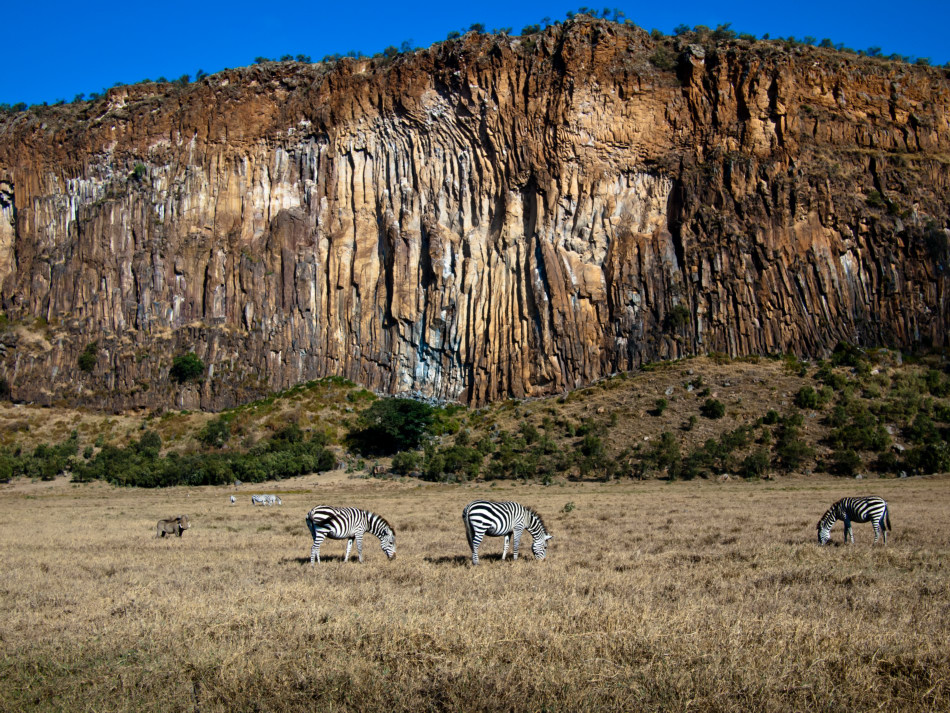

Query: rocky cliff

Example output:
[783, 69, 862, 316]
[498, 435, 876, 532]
[0, 19, 948, 410]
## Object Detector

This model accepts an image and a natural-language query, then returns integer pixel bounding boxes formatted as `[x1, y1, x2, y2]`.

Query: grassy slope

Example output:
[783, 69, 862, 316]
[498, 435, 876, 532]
[2, 350, 945, 482]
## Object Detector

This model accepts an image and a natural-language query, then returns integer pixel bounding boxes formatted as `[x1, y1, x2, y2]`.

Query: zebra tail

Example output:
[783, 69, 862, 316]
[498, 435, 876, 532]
[885, 508, 891, 532]
[463, 512, 474, 551]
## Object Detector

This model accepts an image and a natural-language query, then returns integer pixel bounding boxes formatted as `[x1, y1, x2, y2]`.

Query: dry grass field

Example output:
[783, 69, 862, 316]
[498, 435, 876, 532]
[1, 472, 949, 712]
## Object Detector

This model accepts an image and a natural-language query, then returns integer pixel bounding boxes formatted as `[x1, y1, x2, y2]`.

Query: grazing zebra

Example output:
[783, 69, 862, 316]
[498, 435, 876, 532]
[251, 494, 282, 506]
[229, 495, 236, 504]
[462, 500, 553, 566]
[305, 506, 396, 564]
[817, 496, 891, 545]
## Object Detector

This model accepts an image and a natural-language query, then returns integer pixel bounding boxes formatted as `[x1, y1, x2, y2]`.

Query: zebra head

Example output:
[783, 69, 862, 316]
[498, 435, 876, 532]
[818, 500, 841, 545]
[817, 506, 837, 545]
[379, 527, 396, 560]
[532, 533, 553, 560]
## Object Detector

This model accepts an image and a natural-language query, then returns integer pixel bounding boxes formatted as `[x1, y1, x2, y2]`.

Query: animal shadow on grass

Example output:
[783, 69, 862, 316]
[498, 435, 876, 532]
[283, 555, 350, 565]
[424, 554, 505, 566]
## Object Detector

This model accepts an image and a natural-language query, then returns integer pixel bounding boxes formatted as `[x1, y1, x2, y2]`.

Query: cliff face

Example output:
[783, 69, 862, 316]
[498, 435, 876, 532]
[0, 20, 948, 409]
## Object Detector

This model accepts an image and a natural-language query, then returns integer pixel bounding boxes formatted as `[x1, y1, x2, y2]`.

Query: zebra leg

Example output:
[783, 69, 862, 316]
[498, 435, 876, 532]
[845, 520, 854, 544]
[471, 531, 483, 566]
[511, 525, 524, 561]
[344, 538, 353, 562]
[502, 535, 510, 560]
[310, 532, 327, 565]
[356, 533, 364, 563]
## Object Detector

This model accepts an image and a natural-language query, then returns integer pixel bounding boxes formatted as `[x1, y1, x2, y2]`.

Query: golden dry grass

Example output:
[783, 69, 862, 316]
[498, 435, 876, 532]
[1, 473, 949, 712]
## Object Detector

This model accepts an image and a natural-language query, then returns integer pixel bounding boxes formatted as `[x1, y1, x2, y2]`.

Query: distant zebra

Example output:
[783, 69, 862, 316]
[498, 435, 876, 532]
[462, 500, 553, 566]
[230, 495, 236, 504]
[305, 506, 396, 564]
[817, 496, 891, 545]
[251, 494, 282, 506]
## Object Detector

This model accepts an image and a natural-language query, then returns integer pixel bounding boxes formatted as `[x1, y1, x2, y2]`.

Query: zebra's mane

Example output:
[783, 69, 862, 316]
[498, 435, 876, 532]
[818, 502, 841, 527]
[525, 506, 548, 534]
[369, 511, 394, 535]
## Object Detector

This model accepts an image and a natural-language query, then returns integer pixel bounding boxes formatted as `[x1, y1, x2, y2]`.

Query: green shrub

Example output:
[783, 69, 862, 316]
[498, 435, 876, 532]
[794, 386, 822, 409]
[663, 304, 691, 332]
[905, 413, 941, 445]
[348, 398, 434, 455]
[740, 448, 771, 479]
[816, 365, 849, 391]
[641, 432, 681, 479]
[829, 448, 862, 476]
[782, 353, 808, 376]
[423, 445, 482, 482]
[775, 417, 814, 472]
[78, 342, 98, 373]
[905, 441, 950, 474]
[391, 450, 422, 475]
[830, 342, 867, 372]
[520, 421, 540, 444]
[700, 398, 725, 419]
[653, 398, 668, 416]
[198, 417, 231, 448]
[827, 404, 890, 452]
[136, 430, 162, 457]
[170, 352, 205, 383]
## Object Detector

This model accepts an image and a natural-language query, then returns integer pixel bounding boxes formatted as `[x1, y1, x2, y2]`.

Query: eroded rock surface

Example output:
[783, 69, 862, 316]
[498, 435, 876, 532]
[0, 20, 947, 409]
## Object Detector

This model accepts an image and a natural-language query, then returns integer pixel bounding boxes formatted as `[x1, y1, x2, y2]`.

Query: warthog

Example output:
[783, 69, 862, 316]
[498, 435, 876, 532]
[156, 514, 191, 537]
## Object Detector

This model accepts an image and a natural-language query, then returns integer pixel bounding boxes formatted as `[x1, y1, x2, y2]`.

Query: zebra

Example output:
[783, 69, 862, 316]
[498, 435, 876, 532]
[251, 494, 282, 506]
[462, 500, 553, 566]
[817, 496, 891, 545]
[305, 506, 396, 564]
[229, 495, 236, 504]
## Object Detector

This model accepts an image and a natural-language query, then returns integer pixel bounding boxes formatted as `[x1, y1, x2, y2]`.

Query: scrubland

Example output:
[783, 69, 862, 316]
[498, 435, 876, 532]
[1, 473, 948, 712]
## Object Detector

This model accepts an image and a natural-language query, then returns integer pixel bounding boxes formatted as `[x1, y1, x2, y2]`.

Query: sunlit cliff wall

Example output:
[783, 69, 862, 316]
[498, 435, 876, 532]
[0, 20, 947, 409]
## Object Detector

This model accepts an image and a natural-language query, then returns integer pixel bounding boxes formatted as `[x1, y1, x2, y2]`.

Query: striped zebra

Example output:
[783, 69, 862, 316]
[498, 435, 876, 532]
[462, 500, 553, 566]
[817, 496, 891, 545]
[251, 494, 282, 506]
[305, 506, 396, 564]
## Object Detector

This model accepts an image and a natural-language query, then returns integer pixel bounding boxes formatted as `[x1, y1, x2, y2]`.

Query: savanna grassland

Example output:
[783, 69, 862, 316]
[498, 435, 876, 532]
[1, 473, 948, 712]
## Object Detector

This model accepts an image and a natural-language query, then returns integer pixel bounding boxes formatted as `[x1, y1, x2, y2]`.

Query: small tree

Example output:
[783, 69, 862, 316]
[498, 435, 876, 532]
[700, 398, 725, 419]
[349, 398, 434, 455]
[78, 342, 98, 373]
[198, 417, 231, 448]
[170, 352, 205, 383]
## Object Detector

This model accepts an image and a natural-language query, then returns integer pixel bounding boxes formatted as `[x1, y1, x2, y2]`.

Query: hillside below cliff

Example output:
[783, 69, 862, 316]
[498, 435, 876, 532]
[0, 19, 948, 410]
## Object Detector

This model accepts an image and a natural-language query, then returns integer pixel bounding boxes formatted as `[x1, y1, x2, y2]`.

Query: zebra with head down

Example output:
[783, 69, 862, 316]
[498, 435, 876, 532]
[251, 494, 282, 506]
[462, 500, 553, 566]
[817, 496, 891, 545]
[305, 506, 395, 564]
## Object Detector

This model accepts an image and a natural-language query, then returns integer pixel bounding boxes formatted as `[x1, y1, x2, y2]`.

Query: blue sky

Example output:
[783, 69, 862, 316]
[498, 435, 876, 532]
[4, 0, 949, 106]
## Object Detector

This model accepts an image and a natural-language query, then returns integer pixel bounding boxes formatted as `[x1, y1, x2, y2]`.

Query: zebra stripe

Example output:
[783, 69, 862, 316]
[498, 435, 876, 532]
[817, 496, 891, 545]
[306, 506, 396, 564]
[462, 500, 553, 566]
[251, 494, 282, 506]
